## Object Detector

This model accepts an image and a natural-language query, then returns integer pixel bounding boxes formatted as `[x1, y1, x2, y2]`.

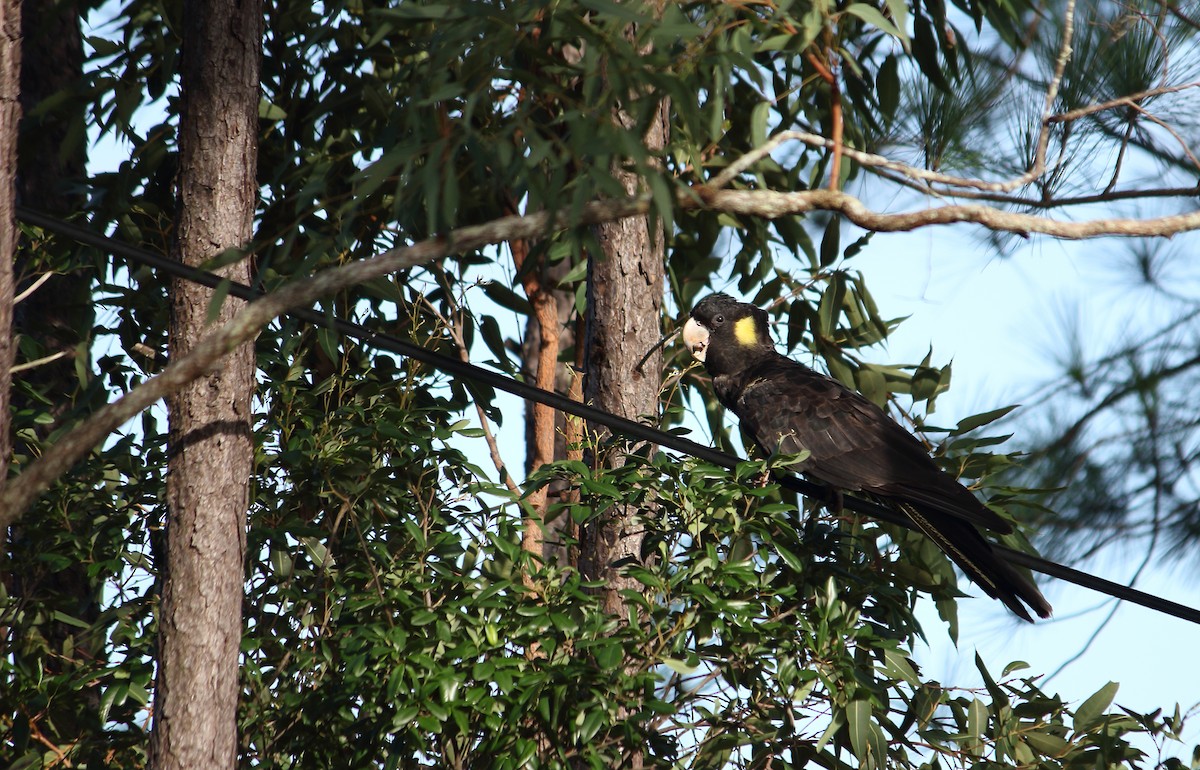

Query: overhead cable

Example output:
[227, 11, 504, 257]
[16, 205, 1200, 626]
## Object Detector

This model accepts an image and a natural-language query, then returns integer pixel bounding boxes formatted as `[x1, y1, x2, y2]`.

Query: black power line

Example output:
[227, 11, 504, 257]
[17, 205, 1200, 626]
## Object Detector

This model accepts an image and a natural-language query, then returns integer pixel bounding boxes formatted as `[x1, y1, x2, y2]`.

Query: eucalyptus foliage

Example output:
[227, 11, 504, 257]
[4, 0, 1199, 767]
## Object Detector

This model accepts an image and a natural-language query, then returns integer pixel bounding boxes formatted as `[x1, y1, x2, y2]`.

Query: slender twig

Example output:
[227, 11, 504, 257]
[692, 186, 1200, 238]
[10, 349, 71, 374]
[1105, 120, 1135, 194]
[1129, 102, 1200, 170]
[714, 0, 1080, 195]
[708, 129, 1052, 193]
[1161, 0, 1200, 31]
[27, 719, 70, 764]
[13, 271, 52, 304]
[342, 496, 395, 629]
[874, 166, 1200, 207]
[420, 293, 524, 500]
[1043, 485, 1160, 685]
[805, 48, 843, 191]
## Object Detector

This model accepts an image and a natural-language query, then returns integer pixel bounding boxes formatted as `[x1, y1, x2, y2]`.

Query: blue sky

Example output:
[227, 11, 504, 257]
[856, 224, 1200, 755]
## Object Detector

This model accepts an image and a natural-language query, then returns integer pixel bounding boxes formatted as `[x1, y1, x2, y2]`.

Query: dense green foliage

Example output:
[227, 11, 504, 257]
[4, 0, 1199, 767]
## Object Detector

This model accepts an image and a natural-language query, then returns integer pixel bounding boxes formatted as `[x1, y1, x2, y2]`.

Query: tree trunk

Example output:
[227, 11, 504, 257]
[578, 88, 670, 615]
[578, 106, 668, 769]
[574, 19, 670, 766]
[520, 251, 580, 566]
[0, 0, 19, 487]
[6, 0, 100, 755]
[0, 0, 19, 743]
[150, 0, 261, 766]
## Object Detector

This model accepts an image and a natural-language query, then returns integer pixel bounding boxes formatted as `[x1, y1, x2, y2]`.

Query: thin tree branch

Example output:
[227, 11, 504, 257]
[0, 199, 647, 526]
[13, 270, 52, 304]
[10, 349, 71, 374]
[1129, 102, 1200, 171]
[874, 165, 1200, 207]
[806, 48, 843, 191]
[714, 0, 1078, 195]
[420, 292, 524, 501]
[1030, 0, 1078, 184]
[690, 186, 1200, 237]
[1046, 81, 1200, 124]
[1043, 493, 1160, 684]
[718, 9, 1194, 200]
[708, 129, 1049, 193]
[1105, 120, 1135, 194]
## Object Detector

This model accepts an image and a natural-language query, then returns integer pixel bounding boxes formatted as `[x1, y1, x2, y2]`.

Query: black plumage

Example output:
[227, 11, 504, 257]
[683, 293, 1051, 622]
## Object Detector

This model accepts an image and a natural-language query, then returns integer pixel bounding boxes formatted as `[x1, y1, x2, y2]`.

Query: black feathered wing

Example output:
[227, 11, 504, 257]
[713, 354, 1051, 621]
[714, 355, 1008, 531]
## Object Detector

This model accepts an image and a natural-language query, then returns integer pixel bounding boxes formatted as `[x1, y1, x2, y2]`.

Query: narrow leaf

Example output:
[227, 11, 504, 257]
[206, 279, 232, 325]
[954, 405, 1018, 434]
[845, 4, 905, 42]
[1074, 681, 1119, 730]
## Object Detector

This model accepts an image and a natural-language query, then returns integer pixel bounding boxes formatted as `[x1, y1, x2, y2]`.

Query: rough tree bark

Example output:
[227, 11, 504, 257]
[578, 187, 667, 611]
[0, 0, 19, 743]
[149, 0, 262, 766]
[0, 0, 17, 752]
[0, 0, 19, 487]
[578, 82, 670, 615]
[578, 101, 669, 770]
[574, 17, 671, 766]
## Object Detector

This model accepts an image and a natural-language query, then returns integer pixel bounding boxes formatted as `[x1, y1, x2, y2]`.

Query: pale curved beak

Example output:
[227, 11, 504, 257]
[682, 317, 709, 363]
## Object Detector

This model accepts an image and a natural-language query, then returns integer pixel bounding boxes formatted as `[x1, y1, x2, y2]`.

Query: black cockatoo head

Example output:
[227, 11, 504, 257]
[682, 293, 773, 376]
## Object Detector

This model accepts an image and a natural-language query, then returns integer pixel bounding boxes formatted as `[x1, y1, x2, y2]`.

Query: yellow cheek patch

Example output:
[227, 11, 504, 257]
[734, 316, 759, 347]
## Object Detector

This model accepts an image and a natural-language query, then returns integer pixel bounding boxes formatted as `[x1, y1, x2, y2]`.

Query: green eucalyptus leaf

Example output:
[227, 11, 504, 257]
[845, 3, 906, 43]
[1074, 681, 1120, 731]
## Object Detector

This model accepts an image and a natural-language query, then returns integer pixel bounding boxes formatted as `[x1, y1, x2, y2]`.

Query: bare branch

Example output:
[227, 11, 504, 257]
[1032, 0, 1078, 182]
[13, 270, 52, 304]
[1050, 82, 1200, 124]
[1048, 80, 1200, 124]
[716, 5, 1192, 199]
[420, 291, 524, 500]
[691, 187, 1200, 238]
[1128, 102, 1200, 171]
[711, 130, 1057, 193]
[0, 198, 648, 526]
[715, 0, 1079, 195]
[874, 165, 1200, 207]
[731, 124, 1198, 201]
[10, 349, 71, 374]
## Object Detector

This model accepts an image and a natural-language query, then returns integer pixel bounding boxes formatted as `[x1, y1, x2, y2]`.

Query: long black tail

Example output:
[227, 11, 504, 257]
[898, 502, 1052, 622]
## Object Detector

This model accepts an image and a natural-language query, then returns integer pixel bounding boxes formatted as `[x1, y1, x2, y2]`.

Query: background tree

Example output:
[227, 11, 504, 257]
[148, 0, 262, 766]
[4, 0, 106, 758]
[0, 0, 17, 521]
[2, 0, 1198, 767]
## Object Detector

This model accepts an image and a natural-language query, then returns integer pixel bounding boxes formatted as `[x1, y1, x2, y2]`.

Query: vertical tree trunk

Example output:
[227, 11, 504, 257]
[578, 100, 668, 769]
[519, 249, 579, 566]
[150, 0, 261, 766]
[0, 0, 21, 751]
[0, 0, 19, 487]
[0, 7, 19, 744]
[7, 0, 100, 754]
[579, 91, 670, 615]
[575, 20, 670, 766]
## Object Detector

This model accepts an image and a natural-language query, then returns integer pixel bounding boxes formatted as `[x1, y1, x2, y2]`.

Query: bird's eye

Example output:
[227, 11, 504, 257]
[713, 314, 724, 325]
